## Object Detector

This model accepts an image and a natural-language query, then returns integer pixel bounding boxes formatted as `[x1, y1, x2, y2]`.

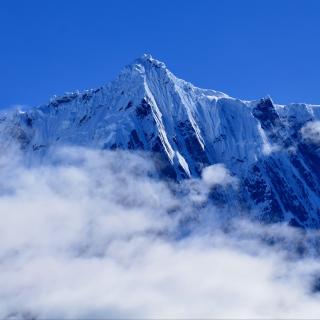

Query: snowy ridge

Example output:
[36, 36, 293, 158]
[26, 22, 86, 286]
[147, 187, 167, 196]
[1, 54, 320, 228]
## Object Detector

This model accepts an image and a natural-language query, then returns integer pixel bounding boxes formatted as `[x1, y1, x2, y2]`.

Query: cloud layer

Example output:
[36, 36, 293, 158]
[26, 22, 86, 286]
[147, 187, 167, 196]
[1, 147, 320, 319]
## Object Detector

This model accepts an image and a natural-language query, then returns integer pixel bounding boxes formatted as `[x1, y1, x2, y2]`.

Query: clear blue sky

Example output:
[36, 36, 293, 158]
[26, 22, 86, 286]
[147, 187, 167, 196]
[1, 0, 320, 109]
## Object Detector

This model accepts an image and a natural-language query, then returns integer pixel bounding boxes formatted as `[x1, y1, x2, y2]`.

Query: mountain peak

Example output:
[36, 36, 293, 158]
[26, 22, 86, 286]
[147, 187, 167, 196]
[1, 55, 320, 228]
[116, 53, 169, 83]
[134, 53, 167, 69]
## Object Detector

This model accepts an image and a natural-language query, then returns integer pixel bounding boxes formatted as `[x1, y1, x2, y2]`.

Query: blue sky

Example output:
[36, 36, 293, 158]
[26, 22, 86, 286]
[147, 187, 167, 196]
[1, 0, 320, 109]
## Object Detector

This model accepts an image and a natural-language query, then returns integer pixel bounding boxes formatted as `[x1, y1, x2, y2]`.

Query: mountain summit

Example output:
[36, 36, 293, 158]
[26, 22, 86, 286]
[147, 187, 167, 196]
[1, 55, 320, 228]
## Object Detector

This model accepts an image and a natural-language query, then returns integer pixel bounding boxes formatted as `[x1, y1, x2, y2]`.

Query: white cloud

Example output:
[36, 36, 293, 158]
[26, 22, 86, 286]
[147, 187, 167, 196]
[0, 147, 320, 319]
[201, 163, 237, 187]
[257, 124, 281, 155]
[301, 121, 320, 144]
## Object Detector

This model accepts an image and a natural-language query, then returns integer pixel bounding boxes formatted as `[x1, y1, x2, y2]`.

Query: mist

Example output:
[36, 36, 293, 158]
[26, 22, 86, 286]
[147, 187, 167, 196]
[1, 147, 320, 319]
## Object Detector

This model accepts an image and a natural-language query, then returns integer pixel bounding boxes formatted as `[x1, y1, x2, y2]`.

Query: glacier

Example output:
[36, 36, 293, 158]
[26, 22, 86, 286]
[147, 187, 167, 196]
[1, 53, 320, 228]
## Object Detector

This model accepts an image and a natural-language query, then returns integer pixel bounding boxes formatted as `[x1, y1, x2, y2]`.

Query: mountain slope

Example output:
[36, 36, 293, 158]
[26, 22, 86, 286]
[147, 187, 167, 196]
[1, 54, 320, 228]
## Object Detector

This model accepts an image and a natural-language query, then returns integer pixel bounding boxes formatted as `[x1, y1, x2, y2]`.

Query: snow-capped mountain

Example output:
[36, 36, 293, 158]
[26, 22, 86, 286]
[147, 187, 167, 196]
[1, 54, 320, 228]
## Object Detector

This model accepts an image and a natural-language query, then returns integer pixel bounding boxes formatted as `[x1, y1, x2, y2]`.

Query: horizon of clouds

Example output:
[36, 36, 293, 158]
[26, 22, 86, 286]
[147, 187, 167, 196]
[1, 147, 320, 318]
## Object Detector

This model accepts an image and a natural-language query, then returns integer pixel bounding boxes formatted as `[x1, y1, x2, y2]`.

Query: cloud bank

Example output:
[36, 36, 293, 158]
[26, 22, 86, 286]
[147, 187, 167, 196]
[1, 147, 320, 319]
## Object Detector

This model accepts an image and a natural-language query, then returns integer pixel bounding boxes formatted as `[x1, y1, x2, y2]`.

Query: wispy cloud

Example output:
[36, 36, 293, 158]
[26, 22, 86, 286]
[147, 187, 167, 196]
[202, 163, 237, 187]
[301, 120, 320, 144]
[257, 124, 281, 155]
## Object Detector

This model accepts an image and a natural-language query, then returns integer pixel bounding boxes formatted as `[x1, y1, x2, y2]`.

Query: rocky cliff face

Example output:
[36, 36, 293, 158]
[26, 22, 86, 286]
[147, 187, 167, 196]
[1, 54, 320, 228]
